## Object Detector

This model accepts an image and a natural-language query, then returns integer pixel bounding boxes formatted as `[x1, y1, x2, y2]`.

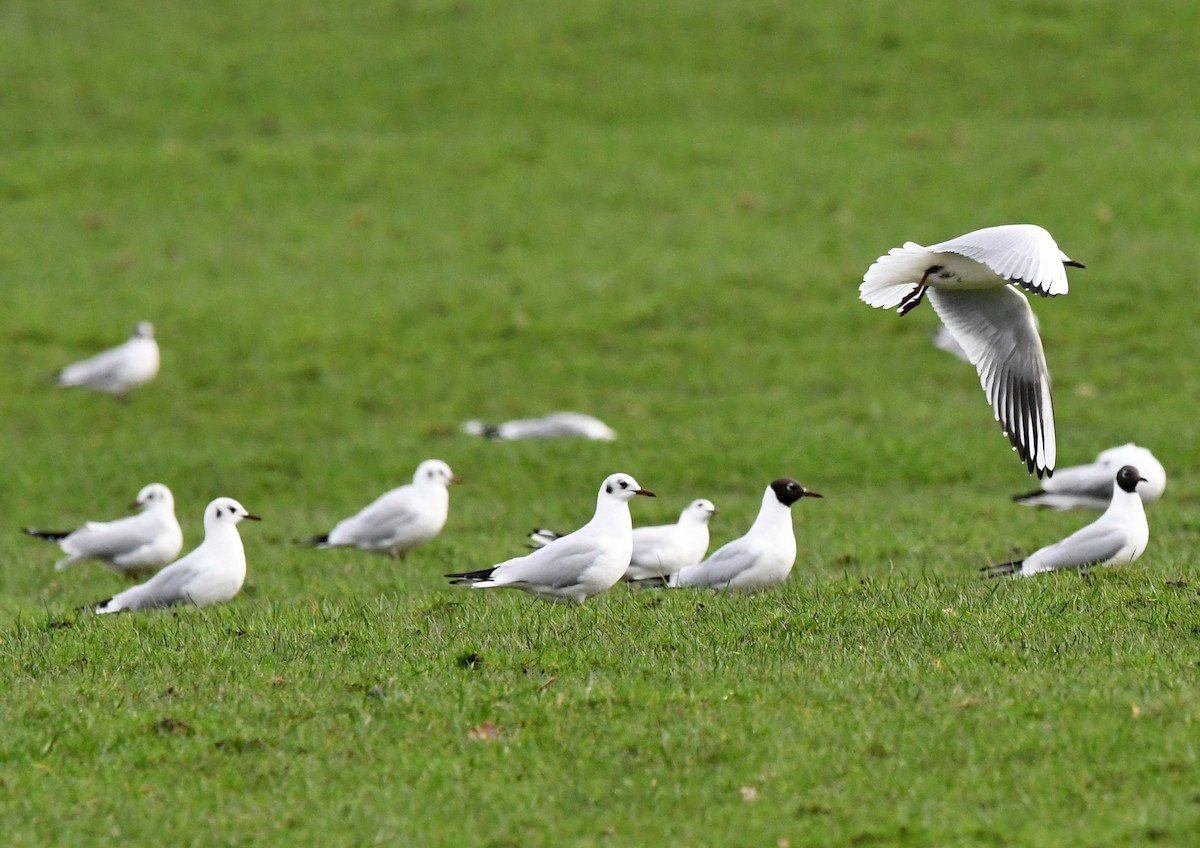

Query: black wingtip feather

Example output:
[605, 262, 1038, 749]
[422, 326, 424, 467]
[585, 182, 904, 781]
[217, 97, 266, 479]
[446, 566, 497, 583]
[982, 561, 1023, 578]
[24, 528, 71, 541]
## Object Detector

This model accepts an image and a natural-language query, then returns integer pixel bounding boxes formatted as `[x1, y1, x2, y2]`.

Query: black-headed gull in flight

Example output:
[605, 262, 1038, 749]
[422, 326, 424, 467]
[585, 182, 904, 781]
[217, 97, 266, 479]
[861, 224, 1084, 478]
[462, 412, 616, 441]
[24, 483, 183, 575]
[88, 497, 260, 612]
[56, 321, 160, 396]
[302, 459, 460, 558]
[446, 472, 654, 604]
[1013, 443, 1165, 510]
[672, 479, 821, 591]
[529, 498, 718, 583]
[985, 465, 1149, 577]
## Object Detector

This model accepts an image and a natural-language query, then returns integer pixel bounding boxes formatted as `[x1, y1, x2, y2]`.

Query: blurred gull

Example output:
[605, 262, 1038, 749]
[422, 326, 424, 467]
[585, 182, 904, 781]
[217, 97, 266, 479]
[24, 483, 183, 576]
[672, 479, 821, 591]
[89, 497, 260, 613]
[530, 498, 717, 583]
[56, 321, 160, 396]
[463, 412, 616, 441]
[861, 224, 1084, 478]
[447, 472, 654, 604]
[302, 459, 460, 558]
[985, 465, 1149, 577]
[1013, 443, 1165, 510]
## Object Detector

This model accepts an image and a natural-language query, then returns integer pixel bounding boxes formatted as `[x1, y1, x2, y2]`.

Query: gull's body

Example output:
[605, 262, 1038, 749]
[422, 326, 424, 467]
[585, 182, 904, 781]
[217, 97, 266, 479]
[986, 466, 1149, 578]
[530, 498, 717, 582]
[90, 497, 260, 613]
[24, 483, 183, 575]
[304, 459, 459, 558]
[463, 412, 616, 441]
[861, 224, 1083, 478]
[1014, 443, 1166, 510]
[57, 321, 159, 396]
[672, 479, 820, 591]
[447, 473, 654, 604]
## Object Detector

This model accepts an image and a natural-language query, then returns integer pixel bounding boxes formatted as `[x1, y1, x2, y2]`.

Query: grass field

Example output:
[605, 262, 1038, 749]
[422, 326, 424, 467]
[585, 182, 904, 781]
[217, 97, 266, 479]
[2, 1, 1200, 844]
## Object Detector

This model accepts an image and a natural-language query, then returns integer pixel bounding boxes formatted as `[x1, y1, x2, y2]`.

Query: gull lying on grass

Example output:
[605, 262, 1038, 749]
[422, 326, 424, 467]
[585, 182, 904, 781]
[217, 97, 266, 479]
[56, 321, 160, 396]
[985, 465, 1148, 578]
[301, 459, 460, 558]
[530, 498, 717, 583]
[462, 412, 616, 441]
[88, 497, 260, 613]
[24, 483, 183, 575]
[1013, 443, 1165, 510]
[672, 479, 821, 591]
[447, 472, 654, 604]
[861, 224, 1084, 478]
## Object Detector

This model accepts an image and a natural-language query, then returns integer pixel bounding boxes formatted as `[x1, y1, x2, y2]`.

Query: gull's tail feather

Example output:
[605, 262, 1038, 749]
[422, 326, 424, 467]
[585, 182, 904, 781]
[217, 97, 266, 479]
[983, 560, 1024, 578]
[446, 566, 498, 585]
[79, 596, 115, 613]
[298, 533, 330, 548]
[1012, 489, 1058, 508]
[24, 527, 70, 542]
[860, 242, 935, 312]
[626, 576, 669, 589]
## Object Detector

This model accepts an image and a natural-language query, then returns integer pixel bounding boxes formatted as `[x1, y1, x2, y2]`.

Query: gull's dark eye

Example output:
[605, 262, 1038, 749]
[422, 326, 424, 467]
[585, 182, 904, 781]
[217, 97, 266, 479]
[619, 480, 628, 489]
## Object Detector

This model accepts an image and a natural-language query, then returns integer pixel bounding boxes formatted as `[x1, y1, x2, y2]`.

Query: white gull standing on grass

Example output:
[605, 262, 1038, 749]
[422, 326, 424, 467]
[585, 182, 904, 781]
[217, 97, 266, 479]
[89, 497, 260, 613]
[56, 321, 160, 396]
[529, 498, 717, 584]
[447, 472, 654, 604]
[1013, 443, 1165, 510]
[462, 412, 616, 441]
[24, 483, 183, 576]
[861, 224, 1084, 478]
[672, 479, 821, 591]
[301, 459, 460, 558]
[985, 465, 1149, 578]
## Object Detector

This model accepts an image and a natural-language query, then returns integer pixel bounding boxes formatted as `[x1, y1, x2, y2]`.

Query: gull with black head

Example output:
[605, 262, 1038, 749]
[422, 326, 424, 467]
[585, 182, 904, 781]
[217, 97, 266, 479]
[672, 479, 821, 591]
[985, 465, 1149, 578]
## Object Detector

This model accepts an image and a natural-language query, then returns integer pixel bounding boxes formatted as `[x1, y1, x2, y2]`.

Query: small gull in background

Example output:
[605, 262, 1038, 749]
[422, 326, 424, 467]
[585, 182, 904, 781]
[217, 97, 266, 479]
[672, 479, 821, 591]
[301, 459, 460, 558]
[24, 482, 183, 576]
[446, 472, 653, 604]
[985, 465, 1149, 577]
[1013, 443, 1165, 510]
[861, 224, 1084, 478]
[462, 412, 616, 441]
[530, 498, 717, 584]
[56, 321, 160, 396]
[88, 497, 260, 613]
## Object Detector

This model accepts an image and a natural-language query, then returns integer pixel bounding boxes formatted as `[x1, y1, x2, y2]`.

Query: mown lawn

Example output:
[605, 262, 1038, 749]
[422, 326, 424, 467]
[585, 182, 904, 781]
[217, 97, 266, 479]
[1, 1, 1198, 844]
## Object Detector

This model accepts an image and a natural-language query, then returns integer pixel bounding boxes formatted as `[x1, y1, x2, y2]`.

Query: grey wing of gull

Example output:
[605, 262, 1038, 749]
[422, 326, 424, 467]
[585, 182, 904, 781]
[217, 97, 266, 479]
[927, 286, 1055, 476]
[335, 496, 420, 545]
[112, 559, 200, 609]
[1029, 524, 1128, 571]
[60, 345, 128, 384]
[1043, 463, 1113, 499]
[681, 541, 755, 587]
[496, 538, 604, 589]
[65, 518, 154, 559]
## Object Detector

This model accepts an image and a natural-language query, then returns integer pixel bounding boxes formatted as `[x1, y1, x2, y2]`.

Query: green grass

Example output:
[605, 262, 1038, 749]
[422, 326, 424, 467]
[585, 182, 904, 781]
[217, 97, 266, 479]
[2, 0, 1200, 844]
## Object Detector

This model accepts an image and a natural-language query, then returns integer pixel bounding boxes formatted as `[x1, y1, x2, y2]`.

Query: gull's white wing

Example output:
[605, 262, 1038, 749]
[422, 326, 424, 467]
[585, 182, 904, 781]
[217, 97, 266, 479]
[927, 286, 1055, 477]
[489, 536, 607, 590]
[59, 343, 134, 386]
[330, 488, 421, 546]
[60, 515, 157, 562]
[929, 224, 1070, 297]
[104, 555, 203, 610]
[675, 539, 756, 588]
[1041, 462, 1113, 499]
[1026, 523, 1130, 572]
